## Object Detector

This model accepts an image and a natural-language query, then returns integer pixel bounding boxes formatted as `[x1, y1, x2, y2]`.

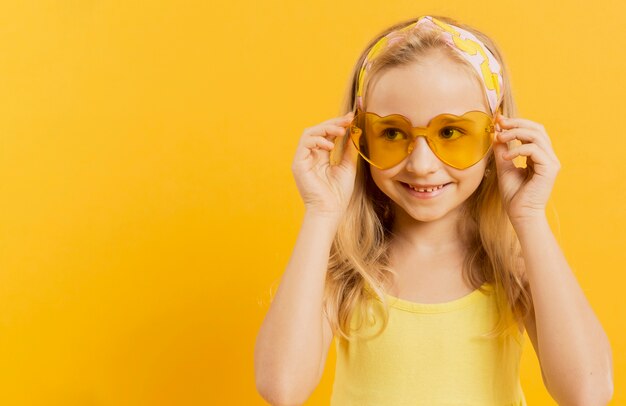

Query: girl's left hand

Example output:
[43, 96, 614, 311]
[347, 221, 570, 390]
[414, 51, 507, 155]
[492, 113, 561, 225]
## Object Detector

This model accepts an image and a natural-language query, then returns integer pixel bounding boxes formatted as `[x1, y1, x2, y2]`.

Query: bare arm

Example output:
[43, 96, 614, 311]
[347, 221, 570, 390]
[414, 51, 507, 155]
[254, 211, 340, 405]
[493, 113, 614, 405]
[515, 216, 614, 406]
[255, 112, 356, 405]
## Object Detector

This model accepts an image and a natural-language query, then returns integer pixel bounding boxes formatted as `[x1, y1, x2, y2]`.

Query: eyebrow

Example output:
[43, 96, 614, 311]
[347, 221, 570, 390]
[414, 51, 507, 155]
[368, 110, 486, 126]
[440, 117, 473, 125]
[377, 116, 410, 124]
[376, 115, 473, 127]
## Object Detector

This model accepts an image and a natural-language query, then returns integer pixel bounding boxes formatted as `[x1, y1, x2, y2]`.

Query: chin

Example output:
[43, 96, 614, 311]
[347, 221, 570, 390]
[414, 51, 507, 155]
[411, 212, 448, 223]
[396, 204, 450, 223]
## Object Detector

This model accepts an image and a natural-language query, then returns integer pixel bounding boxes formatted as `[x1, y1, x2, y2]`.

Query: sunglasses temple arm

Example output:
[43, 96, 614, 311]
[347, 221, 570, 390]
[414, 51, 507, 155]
[495, 94, 504, 117]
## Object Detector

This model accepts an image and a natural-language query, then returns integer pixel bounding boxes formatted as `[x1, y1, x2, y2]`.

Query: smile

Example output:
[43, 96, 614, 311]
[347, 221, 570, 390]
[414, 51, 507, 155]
[407, 184, 445, 192]
[401, 182, 451, 199]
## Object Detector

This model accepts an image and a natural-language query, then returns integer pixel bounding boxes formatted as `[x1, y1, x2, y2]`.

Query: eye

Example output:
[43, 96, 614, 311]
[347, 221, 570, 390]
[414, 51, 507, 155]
[381, 128, 407, 141]
[439, 126, 465, 140]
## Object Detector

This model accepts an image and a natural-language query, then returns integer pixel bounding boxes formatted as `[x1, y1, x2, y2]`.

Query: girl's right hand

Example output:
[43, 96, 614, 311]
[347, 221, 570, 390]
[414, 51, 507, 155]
[291, 111, 359, 220]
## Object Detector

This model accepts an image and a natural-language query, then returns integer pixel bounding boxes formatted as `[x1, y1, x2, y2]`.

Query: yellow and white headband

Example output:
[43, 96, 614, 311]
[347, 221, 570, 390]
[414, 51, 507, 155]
[356, 16, 504, 116]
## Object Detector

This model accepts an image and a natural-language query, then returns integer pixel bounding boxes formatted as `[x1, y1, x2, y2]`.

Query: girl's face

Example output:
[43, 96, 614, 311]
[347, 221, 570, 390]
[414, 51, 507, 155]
[366, 54, 491, 224]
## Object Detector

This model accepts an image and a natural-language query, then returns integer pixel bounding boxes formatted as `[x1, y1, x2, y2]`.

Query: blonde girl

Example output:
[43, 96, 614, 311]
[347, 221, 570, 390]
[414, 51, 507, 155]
[255, 15, 613, 406]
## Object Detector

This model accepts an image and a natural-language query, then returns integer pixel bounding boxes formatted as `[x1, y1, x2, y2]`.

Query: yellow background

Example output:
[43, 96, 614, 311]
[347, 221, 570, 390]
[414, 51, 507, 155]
[0, 1, 624, 405]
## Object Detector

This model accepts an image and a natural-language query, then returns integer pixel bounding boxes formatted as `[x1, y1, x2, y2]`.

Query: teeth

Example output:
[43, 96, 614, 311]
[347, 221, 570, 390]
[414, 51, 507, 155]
[409, 184, 444, 192]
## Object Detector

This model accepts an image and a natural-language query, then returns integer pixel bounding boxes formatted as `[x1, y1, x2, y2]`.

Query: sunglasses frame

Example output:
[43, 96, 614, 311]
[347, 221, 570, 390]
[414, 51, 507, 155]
[349, 104, 503, 170]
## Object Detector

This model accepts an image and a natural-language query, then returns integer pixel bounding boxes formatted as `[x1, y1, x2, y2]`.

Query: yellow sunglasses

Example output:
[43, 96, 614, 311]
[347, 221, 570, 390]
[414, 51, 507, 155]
[349, 107, 500, 170]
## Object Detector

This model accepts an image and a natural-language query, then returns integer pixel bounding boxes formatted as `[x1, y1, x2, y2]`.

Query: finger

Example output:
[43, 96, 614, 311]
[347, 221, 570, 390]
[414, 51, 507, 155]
[492, 138, 517, 174]
[309, 147, 330, 168]
[318, 111, 355, 127]
[304, 123, 349, 142]
[294, 135, 336, 162]
[303, 134, 336, 150]
[496, 115, 545, 133]
[502, 143, 553, 173]
[497, 127, 552, 153]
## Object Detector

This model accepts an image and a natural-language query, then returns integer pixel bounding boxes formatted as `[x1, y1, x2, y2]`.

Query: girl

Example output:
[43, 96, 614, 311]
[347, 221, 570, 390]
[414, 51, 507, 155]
[254, 15, 613, 406]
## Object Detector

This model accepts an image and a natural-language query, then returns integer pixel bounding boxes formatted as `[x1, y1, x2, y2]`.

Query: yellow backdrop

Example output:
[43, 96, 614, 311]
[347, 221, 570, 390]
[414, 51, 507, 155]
[0, 1, 623, 405]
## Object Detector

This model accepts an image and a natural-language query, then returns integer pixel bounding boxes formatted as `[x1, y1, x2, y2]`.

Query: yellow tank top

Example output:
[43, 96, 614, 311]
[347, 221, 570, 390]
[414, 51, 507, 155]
[331, 282, 527, 405]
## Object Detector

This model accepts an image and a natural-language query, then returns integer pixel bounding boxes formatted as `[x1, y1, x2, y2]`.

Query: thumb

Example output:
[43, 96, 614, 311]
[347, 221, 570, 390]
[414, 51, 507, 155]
[492, 135, 515, 175]
[340, 133, 360, 169]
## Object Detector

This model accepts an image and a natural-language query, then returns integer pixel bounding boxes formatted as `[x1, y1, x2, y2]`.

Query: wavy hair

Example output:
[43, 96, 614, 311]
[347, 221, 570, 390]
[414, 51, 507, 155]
[323, 15, 533, 345]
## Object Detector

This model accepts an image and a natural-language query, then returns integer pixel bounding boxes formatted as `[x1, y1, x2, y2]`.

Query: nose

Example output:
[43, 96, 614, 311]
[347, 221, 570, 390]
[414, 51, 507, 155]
[404, 136, 440, 175]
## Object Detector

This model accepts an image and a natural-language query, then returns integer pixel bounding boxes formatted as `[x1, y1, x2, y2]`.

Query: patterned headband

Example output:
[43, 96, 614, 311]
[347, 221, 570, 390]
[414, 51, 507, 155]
[356, 16, 503, 116]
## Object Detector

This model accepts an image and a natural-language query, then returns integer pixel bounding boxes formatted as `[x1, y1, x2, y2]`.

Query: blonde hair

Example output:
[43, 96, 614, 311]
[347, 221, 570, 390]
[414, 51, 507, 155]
[324, 15, 533, 344]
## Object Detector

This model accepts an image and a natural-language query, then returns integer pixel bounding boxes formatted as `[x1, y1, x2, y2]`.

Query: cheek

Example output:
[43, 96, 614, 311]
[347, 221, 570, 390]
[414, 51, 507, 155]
[459, 164, 489, 191]
[449, 160, 488, 187]
[369, 167, 397, 196]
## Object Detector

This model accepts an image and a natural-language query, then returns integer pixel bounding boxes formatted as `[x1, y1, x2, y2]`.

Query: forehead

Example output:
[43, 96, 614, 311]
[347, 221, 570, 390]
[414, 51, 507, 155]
[365, 60, 489, 126]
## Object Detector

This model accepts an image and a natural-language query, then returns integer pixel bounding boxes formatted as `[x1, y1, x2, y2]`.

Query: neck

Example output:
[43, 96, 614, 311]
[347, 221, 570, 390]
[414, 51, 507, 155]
[389, 203, 467, 256]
